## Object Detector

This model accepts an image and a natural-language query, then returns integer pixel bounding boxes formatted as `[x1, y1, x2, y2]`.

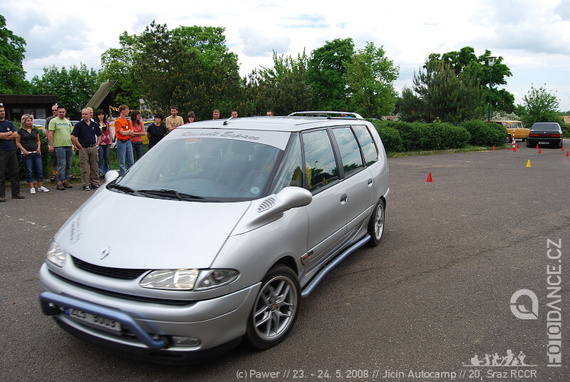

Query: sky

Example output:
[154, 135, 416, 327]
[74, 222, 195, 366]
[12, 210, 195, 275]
[2, 0, 570, 111]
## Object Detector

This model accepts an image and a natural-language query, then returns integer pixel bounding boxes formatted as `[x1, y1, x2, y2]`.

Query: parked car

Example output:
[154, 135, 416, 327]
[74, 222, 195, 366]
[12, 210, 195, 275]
[38, 111, 390, 363]
[491, 120, 529, 142]
[526, 122, 564, 148]
[33, 118, 47, 129]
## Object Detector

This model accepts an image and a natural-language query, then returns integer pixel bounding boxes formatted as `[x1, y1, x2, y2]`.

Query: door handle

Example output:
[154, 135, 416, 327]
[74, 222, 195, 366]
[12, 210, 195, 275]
[340, 194, 348, 204]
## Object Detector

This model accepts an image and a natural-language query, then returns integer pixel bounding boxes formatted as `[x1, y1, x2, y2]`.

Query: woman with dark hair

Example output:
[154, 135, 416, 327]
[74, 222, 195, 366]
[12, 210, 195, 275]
[146, 114, 167, 150]
[96, 109, 112, 175]
[130, 110, 146, 161]
[187, 111, 197, 123]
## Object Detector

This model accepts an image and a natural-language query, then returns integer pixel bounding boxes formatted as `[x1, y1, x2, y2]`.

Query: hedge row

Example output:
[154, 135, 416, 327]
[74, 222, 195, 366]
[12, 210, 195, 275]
[370, 119, 507, 153]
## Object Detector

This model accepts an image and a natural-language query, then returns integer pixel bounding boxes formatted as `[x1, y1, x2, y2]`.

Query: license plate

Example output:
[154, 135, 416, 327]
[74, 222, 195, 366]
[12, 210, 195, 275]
[64, 307, 122, 332]
[539, 141, 550, 144]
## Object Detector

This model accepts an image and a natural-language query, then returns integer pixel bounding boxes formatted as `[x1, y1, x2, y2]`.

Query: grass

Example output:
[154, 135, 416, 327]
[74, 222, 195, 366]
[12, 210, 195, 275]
[386, 144, 508, 158]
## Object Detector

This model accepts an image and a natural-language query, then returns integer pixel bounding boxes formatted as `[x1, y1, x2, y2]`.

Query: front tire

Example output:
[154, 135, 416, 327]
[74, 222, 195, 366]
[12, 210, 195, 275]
[244, 264, 300, 350]
[367, 198, 386, 247]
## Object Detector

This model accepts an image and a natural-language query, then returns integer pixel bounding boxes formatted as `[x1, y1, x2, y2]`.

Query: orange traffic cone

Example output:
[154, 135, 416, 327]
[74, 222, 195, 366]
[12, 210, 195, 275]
[426, 172, 433, 182]
[492, 145, 496, 151]
[538, 148, 542, 154]
[536, 144, 540, 149]
[562, 146, 565, 151]
[566, 151, 569, 157]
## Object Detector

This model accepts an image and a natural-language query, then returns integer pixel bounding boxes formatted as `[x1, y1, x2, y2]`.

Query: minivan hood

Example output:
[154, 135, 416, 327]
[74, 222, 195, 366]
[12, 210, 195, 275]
[54, 188, 251, 269]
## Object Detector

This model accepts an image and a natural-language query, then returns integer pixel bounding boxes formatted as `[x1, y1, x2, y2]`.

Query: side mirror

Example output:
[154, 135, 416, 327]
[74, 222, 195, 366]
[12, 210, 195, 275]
[245, 187, 312, 228]
[104, 170, 119, 183]
[274, 186, 312, 210]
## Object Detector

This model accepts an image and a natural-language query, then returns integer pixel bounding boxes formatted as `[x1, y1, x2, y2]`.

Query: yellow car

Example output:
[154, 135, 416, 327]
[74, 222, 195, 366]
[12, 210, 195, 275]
[492, 120, 529, 142]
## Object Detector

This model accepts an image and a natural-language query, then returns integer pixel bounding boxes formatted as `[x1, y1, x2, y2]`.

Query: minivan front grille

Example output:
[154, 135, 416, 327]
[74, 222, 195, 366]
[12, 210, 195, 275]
[72, 256, 148, 280]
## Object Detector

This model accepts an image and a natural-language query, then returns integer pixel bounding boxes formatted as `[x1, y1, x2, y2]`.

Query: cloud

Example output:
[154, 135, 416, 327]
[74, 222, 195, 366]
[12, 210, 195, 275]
[1, 0, 570, 110]
[238, 27, 290, 57]
[281, 14, 329, 29]
[2, 4, 90, 61]
[556, 0, 570, 20]
[134, 13, 159, 32]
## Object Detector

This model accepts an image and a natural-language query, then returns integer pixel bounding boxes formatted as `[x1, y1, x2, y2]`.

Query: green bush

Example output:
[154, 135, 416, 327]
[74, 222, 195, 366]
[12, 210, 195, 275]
[461, 120, 506, 146]
[369, 120, 404, 153]
[386, 121, 470, 151]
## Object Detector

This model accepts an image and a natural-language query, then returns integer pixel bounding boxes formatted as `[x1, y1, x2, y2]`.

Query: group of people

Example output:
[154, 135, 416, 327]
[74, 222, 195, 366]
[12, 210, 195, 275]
[1, 103, 272, 201]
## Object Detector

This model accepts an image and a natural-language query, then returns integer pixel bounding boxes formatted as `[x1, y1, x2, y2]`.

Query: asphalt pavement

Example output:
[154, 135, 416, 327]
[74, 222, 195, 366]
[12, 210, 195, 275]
[1, 142, 568, 382]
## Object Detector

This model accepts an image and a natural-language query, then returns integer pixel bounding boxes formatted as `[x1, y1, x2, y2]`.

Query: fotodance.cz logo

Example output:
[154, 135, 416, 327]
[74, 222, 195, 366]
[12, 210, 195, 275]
[510, 289, 539, 320]
[510, 238, 563, 368]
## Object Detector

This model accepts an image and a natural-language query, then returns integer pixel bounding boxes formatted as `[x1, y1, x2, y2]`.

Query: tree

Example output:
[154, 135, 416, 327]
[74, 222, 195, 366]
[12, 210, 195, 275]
[406, 58, 482, 123]
[397, 86, 423, 122]
[243, 51, 313, 115]
[101, 22, 242, 119]
[30, 64, 99, 117]
[519, 84, 561, 126]
[345, 42, 399, 117]
[307, 38, 354, 110]
[0, 14, 29, 93]
[429, 47, 515, 113]
[100, 32, 143, 108]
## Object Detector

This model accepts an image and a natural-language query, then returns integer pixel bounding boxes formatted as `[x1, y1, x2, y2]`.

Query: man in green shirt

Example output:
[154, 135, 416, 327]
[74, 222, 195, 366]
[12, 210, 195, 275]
[48, 105, 74, 190]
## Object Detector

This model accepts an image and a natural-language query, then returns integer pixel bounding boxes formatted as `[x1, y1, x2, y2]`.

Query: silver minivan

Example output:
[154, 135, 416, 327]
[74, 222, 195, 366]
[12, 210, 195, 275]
[39, 111, 389, 363]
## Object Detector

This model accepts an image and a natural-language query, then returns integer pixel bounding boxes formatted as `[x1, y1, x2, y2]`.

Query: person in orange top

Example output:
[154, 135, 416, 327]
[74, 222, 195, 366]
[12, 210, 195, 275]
[130, 110, 146, 162]
[115, 105, 134, 175]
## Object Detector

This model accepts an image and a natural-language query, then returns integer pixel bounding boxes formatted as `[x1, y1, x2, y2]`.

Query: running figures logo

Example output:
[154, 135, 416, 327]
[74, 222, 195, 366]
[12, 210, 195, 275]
[463, 349, 537, 367]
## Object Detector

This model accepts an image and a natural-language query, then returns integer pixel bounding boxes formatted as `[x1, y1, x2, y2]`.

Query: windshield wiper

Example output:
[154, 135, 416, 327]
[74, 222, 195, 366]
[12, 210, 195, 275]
[138, 189, 204, 201]
[108, 183, 137, 194]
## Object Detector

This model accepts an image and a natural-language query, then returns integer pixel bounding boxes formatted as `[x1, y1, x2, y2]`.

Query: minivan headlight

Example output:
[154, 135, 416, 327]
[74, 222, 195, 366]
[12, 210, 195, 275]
[195, 269, 239, 290]
[46, 241, 67, 267]
[140, 269, 238, 290]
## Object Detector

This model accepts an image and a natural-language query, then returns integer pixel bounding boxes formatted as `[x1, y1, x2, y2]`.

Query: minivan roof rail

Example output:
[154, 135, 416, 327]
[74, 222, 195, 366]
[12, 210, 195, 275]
[288, 111, 364, 119]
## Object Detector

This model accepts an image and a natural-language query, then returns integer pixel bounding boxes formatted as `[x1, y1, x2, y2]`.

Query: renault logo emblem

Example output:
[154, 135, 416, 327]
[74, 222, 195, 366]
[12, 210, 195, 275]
[100, 247, 111, 260]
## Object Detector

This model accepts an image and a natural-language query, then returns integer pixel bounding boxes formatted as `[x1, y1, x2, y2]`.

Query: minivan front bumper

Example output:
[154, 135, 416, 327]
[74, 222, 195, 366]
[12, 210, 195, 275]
[38, 264, 260, 363]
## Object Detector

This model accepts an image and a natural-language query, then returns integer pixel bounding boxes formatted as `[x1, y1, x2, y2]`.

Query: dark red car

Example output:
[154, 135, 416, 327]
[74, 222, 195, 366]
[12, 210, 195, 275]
[526, 122, 564, 148]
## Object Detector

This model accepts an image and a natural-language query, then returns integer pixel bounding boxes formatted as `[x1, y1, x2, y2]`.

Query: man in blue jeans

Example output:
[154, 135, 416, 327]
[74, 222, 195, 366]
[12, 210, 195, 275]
[48, 105, 74, 190]
[0, 105, 25, 201]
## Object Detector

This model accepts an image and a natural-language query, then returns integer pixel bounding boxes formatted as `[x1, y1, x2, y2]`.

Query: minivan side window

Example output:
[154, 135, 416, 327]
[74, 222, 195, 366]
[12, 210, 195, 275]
[352, 125, 378, 166]
[302, 129, 339, 192]
[271, 134, 303, 193]
[332, 126, 364, 176]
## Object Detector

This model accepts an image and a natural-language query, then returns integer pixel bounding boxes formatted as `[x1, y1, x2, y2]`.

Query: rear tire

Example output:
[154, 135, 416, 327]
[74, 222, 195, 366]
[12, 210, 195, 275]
[367, 198, 386, 247]
[244, 265, 300, 350]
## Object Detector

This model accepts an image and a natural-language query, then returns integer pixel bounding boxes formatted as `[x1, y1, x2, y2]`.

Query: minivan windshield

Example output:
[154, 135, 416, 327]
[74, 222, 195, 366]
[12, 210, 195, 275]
[113, 129, 289, 201]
